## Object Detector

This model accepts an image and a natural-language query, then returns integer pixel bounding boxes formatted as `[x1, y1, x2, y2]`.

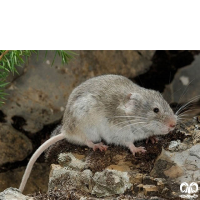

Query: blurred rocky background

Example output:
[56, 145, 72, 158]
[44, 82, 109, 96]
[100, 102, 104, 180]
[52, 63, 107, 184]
[0, 50, 200, 199]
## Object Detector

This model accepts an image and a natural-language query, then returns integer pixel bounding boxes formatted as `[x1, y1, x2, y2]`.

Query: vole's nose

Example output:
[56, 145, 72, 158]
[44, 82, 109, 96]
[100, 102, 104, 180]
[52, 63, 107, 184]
[169, 123, 176, 128]
[167, 119, 176, 128]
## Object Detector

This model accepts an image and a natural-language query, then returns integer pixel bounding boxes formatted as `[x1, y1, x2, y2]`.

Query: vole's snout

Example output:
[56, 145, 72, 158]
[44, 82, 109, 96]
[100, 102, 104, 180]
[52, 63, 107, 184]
[165, 118, 177, 130]
[169, 122, 176, 128]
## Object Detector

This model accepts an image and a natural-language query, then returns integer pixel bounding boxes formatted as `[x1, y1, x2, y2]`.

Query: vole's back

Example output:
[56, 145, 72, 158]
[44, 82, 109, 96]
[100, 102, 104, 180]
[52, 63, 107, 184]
[61, 75, 140, 144]
[66, 74, 140, 113]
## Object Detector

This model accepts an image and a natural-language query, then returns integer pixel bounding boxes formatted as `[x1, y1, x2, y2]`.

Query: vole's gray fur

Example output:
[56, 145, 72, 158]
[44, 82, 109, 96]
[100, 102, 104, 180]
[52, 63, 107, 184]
[19, 74, 177, 192]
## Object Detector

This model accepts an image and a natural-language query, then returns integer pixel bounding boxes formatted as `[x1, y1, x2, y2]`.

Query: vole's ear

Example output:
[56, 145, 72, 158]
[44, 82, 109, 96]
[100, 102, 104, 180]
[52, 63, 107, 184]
[127, 93, 142, 101]
[123, 93, 142, 114]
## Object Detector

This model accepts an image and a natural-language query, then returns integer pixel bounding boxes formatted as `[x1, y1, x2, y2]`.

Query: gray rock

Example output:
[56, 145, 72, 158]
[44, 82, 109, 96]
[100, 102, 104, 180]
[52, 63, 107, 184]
[168, 140, 188, 152]
[163, 54, 200, 104]
[0, 187, 33, 200]
[48, 152, 134, 197]
[151, 144, 200, 186]
[57, 152, 87, 170]
[0, 123, 32, 166]
[189, 144, 200, 159]
[192, 129, 200, 144]
[48, 152, 168, 198]
[3, 51, 73, 133]
[92, 170, 132, 197]
[48, 164, 93, 194]
[0, 163, 49, 195]
[168, 140, 181, 151]
[75, 50, 155, 81]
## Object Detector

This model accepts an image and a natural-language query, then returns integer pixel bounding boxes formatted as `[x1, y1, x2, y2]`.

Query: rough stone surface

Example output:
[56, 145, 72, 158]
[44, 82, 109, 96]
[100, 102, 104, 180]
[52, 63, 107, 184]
[48, 152, 168, 199]
[0, 187, 33, 200]
[2, 50, 155, 134]
[0, 123, 32, 166]
[57, 152, 87, 170]
[48, 164, 93, 194]
[0, 163, 49, 195]
[92, 170, 132, 197]
[48, 153, 132, 197]
[192, 129, 200, 144]
[0, 186, 166, 200]
[2, 52, 73, 133]
[163, 54, 200, 103]
[151, 144, 200, 183]
[143, 185, 158, 196]
[168, 140, 188, 152]
[168, 140, 181, 151]
[75, 50, 155, 81]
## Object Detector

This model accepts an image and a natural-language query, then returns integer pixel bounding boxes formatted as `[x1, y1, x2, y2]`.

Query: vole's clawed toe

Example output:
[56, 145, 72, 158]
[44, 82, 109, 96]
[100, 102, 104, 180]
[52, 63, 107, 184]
[126, 143, 146, 156]
[93, 142, 108, 151]
[146, 136, 158, 144]
[86, 140, 108, 152]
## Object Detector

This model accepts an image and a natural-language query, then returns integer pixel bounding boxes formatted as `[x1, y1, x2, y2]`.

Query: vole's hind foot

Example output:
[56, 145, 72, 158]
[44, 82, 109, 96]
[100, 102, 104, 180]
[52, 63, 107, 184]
[93, 142, 108, 151]
[146, 136, 158, 144]
[127, 143, 146, 156]
[86, 140, 108, 152]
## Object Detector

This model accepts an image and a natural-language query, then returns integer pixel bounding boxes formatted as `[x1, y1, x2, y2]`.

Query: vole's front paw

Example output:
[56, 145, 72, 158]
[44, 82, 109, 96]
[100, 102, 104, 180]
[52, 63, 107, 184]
[127, 143, 146, 156]
[93, 142, 108, 152]
[131, 146, 146, 156]
[146, 136, 158, 144]
[86, 140, 108, 152]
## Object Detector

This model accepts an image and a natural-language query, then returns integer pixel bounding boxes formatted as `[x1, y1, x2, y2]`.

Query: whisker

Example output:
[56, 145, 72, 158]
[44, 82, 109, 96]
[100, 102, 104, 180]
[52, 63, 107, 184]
[175, 95, 200, 115]
[114, 119, 146, 124]
[115, 122, 147, 133]
[113, 116, 148, 119]
[175, 78, 196, 111]
[178, 121, 188, 127]
[131, 123, 155, 136]
[177, 104, 197, 114]
[111, 120, 146, 129]
[178, 108, 200, 116]
[112, 116, 148, 124]
[177, 117, 189, 121]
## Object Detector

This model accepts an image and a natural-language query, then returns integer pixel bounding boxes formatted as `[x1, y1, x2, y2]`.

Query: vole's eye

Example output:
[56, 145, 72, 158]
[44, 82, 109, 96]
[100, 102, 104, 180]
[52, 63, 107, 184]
[153, 108, 159, 113]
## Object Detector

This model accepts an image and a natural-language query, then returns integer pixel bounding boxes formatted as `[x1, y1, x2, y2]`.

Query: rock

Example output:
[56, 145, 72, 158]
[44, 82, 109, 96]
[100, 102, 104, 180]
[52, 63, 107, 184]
[150, 149, 174, 179]
[143, 185, 158, 196]
[2, 50, 155, 134]
[92, 170, 132, 197]
[168, 140, 181, 151]
[163, 54, 200, 103]
[128, 172, 143, 185]
[106, 164, 131, 172]
[48, 164, 93, 194]
[76, 50, 155, 80]
[192, 129, 200, 144]
[48, 152, 169, 199]
[48, 152, 133, 197]
[189, 144, 200, 159]
[168, 140, 188, 152]
[0, 187, 33, 200]
[2, 51, 73, 133]
[0, 163, 49, 195]
[57, 152, 87, 170]
[151, 144, 200, 186]
[143, 175, 157, 185]
[164, 165, 184, 178]
[0, 123, 32, 166]
[49, 153, 133, 197]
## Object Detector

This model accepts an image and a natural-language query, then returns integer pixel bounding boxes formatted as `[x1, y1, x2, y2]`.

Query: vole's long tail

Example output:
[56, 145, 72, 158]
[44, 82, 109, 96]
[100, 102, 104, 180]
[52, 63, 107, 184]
[19, 133, 65, 193]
